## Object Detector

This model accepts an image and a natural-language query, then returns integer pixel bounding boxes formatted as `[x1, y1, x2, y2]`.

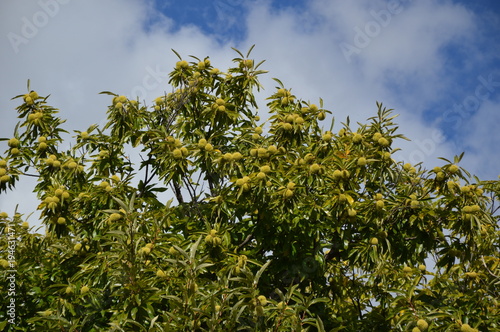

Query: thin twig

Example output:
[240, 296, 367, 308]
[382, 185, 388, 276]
[237, 233, 253, 250]
[481, 256, 500, 279]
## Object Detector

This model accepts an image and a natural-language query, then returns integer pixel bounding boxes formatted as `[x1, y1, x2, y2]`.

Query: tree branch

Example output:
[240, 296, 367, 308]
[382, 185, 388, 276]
[172, 181, 184, 205]
[237, 233, 253, 250]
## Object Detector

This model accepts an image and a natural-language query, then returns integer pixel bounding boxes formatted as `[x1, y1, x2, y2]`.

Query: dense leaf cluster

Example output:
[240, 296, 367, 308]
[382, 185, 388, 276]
[1, 48, 499, 331]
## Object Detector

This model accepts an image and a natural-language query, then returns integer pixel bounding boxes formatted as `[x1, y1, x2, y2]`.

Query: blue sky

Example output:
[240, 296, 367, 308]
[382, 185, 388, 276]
[153, 0, 311, 42]
[0, 0, 499, 222]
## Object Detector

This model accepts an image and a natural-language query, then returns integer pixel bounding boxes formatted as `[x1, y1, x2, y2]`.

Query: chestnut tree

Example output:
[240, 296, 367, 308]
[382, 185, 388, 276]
[1, 47, 499, 331]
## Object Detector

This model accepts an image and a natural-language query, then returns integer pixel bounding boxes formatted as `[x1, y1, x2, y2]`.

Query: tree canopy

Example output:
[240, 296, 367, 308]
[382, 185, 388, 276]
[1, 47, 499, 331]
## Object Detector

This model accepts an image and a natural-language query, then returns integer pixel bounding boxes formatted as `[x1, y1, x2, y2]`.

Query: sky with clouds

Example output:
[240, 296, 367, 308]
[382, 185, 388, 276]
[1, 0, 499, 226]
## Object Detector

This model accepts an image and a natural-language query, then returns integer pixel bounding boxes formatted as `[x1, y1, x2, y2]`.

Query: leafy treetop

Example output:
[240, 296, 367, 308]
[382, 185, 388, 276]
[0, 47, 499, 331]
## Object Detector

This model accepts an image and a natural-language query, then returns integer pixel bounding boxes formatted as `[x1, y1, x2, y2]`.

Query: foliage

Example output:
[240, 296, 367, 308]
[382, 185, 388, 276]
[1, 47, 499, 331]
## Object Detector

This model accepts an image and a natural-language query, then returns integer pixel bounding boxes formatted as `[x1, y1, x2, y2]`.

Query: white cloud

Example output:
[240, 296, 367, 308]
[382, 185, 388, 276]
[460, 100, 500, 180]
